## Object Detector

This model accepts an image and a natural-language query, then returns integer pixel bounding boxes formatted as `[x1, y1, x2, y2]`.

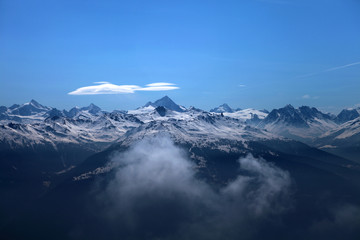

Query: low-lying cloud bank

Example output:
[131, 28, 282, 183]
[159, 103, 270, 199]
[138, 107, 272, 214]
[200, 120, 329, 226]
[97, 137, 291, 239]
[68, 82, 179, 95]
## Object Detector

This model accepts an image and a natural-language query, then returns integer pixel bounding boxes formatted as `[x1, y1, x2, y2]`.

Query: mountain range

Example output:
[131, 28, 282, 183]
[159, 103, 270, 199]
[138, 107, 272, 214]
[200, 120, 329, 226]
[1, 96, 360, 239]
[1, 96, 359, 156]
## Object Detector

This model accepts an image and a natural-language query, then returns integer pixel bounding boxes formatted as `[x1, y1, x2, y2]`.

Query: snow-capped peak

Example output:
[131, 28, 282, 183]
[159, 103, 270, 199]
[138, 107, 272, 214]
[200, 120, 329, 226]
[80, 103, 101, 114]
[29, 99, 46, 109]
[210, 103, 234, 113]
[335, 108, 360, 124]
[141, 96, 185, 112]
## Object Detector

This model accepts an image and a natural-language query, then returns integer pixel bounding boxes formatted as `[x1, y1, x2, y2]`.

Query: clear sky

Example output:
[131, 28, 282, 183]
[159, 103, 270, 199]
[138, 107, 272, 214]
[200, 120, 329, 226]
[1, 0, 359, 113]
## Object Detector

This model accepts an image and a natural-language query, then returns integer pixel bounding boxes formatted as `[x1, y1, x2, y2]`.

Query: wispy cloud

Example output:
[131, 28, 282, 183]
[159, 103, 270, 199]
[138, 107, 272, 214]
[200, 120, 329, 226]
[68, 82, 179, 95]
[323, 61, 360, 72]
[302, 94, 319, 100]
[238, 84, 246, 87]
[297, 61, 360, 79]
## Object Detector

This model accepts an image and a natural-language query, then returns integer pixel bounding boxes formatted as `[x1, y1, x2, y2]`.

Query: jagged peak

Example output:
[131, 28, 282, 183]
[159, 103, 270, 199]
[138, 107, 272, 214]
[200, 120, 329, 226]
[28, 99, 46, 108]
[219, 103, 231, 107]
[30, 99, 39, 104]
[283, 104, 295, 109]
[159, 95, 171, 100]
[188, 106, 205, 112]
[299, 105, 320, 112]
[81, 103, 101, 111]
[88, 103, 100, 109]
[154, 95, 176, 104]
[145, 96, 184, 112]
[210, 103, 234, 113]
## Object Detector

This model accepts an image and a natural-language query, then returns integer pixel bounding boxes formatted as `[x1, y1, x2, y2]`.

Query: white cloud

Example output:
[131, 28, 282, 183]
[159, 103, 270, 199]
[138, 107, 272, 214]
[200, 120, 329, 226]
[99, 136, 291, 238]
[68, 82, 179, 95]
[238, 84, 246, 87]
[302, 94, 319, 100]
[94, 81, 110, 84]
[137, 83, 179, 92]
[145, 82, 176, 87]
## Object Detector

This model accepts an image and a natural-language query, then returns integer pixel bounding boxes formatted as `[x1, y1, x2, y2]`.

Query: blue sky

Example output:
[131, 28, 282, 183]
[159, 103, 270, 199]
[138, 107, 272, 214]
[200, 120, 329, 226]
[1, 0, 359, 113]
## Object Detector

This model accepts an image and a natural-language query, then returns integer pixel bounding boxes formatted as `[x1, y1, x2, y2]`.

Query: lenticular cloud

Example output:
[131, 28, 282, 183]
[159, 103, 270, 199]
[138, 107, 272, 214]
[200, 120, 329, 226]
[68, 82, 179, 95]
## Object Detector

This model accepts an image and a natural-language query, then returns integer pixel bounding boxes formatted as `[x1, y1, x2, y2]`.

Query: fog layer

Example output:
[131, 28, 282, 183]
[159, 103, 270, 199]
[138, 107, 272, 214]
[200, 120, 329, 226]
[99, 137, 291, 239]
